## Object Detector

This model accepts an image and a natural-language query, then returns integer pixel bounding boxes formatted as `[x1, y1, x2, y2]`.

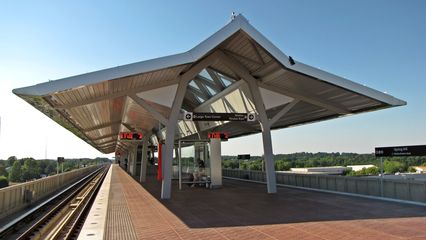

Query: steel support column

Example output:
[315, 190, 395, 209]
[217, 50, 277, 193]
[161, 51, 220, 199]
[140, 137, 149, 182]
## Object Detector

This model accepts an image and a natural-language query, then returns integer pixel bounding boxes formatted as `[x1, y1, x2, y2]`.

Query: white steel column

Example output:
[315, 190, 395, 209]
[140, 137, 148, 182]
[218, 50, 277, 193]
[161, 51, 220, 199]
[209, 138, 222, 187]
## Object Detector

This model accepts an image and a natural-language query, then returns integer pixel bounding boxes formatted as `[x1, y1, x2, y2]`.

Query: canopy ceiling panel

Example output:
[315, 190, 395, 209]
[13, 14, 405, 153]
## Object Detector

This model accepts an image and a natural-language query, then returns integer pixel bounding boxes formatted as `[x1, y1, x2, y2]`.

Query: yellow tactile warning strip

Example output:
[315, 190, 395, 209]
[78, 165, 112, 240]
[112, 165, 426, 240]
[104, 165, 138, 240]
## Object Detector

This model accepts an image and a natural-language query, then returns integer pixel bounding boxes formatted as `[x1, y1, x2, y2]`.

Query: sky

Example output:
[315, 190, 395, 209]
[0, 0, 425, 159]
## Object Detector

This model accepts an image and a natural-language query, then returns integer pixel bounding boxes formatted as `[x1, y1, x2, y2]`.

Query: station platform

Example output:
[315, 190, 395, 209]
[80, 164, 426, 240]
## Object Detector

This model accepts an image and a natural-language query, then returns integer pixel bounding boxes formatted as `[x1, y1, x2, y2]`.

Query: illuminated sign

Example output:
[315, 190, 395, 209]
[119, 132, 143, 141]
[208, 132, 229, 140]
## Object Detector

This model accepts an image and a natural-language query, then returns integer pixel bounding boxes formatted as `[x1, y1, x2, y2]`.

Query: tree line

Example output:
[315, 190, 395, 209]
[0, 156, 110, 188]
[222, 152, 426, 175]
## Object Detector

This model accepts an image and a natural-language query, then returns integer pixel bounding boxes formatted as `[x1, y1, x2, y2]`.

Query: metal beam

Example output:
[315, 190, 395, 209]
[258, 82, 350, 114]
[194, 80, 245, 111]
[206, 68, 225, 90]
[161, 51, 221, 199]
[217, 50, 277, 194]
[269, 100, 300, 126]
[54, 79, 180, 109]
[129, 94, 168, 126]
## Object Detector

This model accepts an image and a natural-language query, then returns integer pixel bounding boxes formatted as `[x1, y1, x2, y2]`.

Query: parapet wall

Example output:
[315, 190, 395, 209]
[0, 165, 99, 220]
[223, 169, 426, 204]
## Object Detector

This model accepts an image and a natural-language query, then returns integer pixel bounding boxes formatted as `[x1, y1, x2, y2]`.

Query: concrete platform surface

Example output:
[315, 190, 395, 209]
[100, 165, 426, 240]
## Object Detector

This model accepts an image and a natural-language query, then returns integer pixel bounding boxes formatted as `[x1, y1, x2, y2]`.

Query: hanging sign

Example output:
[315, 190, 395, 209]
[184, 112, 256, 122]
[208, 132, 229, 140]
[119, 132, 143, 141]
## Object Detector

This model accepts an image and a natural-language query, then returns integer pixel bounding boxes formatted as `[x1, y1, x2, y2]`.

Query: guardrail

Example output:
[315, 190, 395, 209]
[223, 169, 426, 204]
[0, 166, 99, 220]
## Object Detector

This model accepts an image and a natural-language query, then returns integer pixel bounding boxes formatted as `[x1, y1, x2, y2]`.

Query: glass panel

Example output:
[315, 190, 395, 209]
[205, 85, 217, 95]
[199, 69, 214, 82]
[196, 95, 205, 103]
[189, 80, 200, 90]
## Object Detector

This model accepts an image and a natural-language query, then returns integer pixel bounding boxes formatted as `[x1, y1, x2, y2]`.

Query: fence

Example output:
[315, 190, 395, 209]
[0, 165, 99, 220]
[223, 169, 426, 204]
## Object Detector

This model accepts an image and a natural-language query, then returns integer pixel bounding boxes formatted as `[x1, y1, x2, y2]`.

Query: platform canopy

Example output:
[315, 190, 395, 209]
[13, 14, 405, 154]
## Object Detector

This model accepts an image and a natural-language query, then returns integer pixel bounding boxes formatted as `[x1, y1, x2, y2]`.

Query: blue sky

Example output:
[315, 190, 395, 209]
[1, 1, 425, 159]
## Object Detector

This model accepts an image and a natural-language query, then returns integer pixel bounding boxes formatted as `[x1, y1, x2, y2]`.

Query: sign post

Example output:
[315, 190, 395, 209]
[375, 144, 426, 197]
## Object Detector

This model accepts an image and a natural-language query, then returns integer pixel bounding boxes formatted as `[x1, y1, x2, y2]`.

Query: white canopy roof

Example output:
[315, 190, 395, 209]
[13, 14, 406, 154]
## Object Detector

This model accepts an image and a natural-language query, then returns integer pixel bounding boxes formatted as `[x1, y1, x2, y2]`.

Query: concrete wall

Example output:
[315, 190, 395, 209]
[223, 169, 426, 203]
[0, 165, 98, 220]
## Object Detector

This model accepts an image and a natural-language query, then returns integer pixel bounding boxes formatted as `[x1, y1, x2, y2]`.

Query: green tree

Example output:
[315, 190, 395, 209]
[408, 166, 417, 173]
[21, 158, 40, 181]
[9, 161, 22, 182]
[0, 176, 8, 188]
[384, 160, 407, 174]
[0, 164, 8, 177]
[7, 156, 17, 168]
[45, 163, 57, 175]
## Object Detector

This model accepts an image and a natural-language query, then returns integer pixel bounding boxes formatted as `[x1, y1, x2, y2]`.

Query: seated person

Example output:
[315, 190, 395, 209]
[191, 158, 205, 187]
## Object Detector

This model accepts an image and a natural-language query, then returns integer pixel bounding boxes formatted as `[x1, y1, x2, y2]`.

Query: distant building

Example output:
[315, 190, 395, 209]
[347, 165, 376, 171]
[413, 166, 426, 173]
[289, 166, 348, 175]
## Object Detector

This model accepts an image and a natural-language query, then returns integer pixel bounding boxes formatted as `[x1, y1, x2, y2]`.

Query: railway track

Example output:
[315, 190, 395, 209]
[0, 165, 109, 240]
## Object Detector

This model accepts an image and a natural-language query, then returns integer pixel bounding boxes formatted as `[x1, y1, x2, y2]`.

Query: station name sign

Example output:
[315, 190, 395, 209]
[184, 112, 255, 122]
[375, 145, 426, 157]
[119, 132, 143, 141]
[207, 132, 229, 140]
[237, 154, 251, 160]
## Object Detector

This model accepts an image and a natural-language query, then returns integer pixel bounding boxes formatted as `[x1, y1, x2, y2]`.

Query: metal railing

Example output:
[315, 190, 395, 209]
[223, 169, 426, 204]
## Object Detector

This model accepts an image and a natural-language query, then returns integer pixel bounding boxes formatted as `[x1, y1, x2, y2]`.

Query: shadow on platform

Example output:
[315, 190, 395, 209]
[137, 173, 426, 229]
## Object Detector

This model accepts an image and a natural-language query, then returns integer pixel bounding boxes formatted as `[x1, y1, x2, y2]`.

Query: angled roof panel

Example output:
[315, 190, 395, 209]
[13, 14, 406, 153]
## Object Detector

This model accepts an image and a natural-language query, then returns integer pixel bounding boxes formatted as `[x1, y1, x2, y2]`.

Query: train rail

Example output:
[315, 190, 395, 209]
[0, 165, 109, 240]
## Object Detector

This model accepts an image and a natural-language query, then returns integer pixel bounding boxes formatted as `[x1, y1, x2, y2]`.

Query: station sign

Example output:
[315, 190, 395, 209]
[237, 154, 251, 160]
[184, 112, 256, 122]
[375, 145, 426, 157]
[119, 132, 143, 141]
[207, 132, 229, 140]
[57, 157, 65, 163]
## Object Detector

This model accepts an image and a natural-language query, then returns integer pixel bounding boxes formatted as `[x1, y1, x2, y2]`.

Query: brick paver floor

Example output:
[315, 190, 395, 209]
[107, 165, 426, 240]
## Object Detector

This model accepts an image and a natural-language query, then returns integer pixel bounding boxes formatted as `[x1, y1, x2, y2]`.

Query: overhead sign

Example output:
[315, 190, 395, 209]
[207, 132, 229, 140]
[375, 145, 426, 157]
[237, 154, 251, 160]
[184, 112, 256, 122]
[57, 157, 65, 164]
[119, 132, 143, 141]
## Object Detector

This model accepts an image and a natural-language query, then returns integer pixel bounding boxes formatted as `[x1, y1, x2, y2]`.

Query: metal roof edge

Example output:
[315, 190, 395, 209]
[236, 16, 406, 107]
[13, 52, 193, 96]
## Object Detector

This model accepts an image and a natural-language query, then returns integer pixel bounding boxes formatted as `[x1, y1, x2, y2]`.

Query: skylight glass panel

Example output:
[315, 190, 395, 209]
[189, 80, 200, 90]
[206, 85, 217, 95]
[196, 95, 205, 103]
[199, 69, 214, 82]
